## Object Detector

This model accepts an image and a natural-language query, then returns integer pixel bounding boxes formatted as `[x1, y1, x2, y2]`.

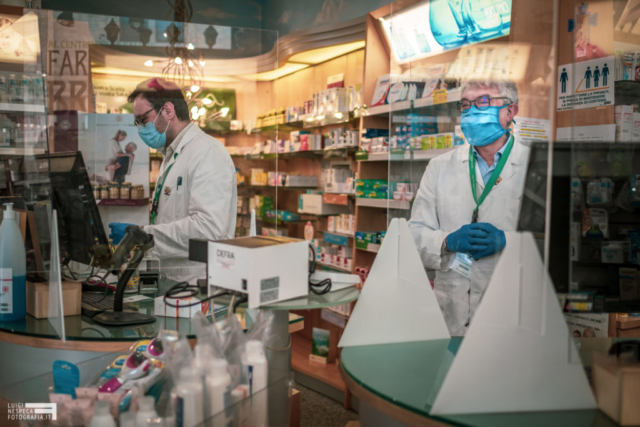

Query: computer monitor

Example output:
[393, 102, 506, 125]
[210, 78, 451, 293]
[518, 141, 640, 313]
[44, 152, 109, 266]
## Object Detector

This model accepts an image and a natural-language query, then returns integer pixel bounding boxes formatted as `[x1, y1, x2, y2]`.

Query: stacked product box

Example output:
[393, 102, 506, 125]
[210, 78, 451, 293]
[324, 128, 359, 149]
[299, 193, 349, 215]
[355, 179, 388, 199]
[356, 231, 382, 252]
[360, 128, 390, 153]
[265, 210, 300, 221]
[420, 132, 455, 150]
[327, 214, 355, 235]
[311, 238, 353, 271]
[615, 105, 634, 142]
[249, 195, 274, 218]
[392, 182, 417, 202]
[324, 167, 354, 193]
[250, 169, 268, 186]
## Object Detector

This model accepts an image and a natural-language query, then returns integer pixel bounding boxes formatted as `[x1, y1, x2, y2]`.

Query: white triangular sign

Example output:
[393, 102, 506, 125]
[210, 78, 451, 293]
[430, 232, 596, 415]
[339, 218, 449, 347]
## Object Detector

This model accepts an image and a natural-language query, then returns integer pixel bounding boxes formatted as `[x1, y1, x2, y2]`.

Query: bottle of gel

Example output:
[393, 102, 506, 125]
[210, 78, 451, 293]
[0, 203, 26, 321]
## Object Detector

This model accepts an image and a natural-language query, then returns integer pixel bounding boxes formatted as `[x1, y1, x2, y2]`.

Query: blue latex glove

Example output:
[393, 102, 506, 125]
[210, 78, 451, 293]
[446, 224, 490, 254]
[108, 222, 135, 245]
[467, 223, 506, 260]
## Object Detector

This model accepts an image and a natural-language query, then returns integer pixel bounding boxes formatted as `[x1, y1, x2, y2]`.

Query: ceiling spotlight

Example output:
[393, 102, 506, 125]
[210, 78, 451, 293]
[199, 52, 206, 67]
[334, 112, 343, 119]
[186, 91, 192, 98]
[187, 43, 195, 50]
[191, 106, 198, 114]
[198, 107, 206, 116]
[220, 107, 229, 117]
[202, 98, 213, 105]
[191, 85, 200, 92]
[188, 60, 194, 67]
[174, 56, 183, 64]
[144, 59, 153, 67]
[163, 32, 167, 38]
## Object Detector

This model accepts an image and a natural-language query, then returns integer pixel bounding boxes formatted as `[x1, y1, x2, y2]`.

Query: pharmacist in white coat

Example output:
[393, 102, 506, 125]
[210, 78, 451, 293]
[127, 78, 236, 284]
[409, 79, 530, 336]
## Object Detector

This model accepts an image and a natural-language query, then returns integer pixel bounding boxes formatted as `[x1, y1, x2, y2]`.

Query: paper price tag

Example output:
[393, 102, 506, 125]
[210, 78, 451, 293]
[433, 89, 447, 104]
[451, 252, 473, 279]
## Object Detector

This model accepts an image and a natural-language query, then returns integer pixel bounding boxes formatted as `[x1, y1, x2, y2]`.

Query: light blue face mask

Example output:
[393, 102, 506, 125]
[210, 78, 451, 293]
[137, 110, 169, 149]
[460, 104, 509, 147]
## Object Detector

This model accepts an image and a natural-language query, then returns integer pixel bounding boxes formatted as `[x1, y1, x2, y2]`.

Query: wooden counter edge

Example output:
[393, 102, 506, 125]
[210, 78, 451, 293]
[0, 320, 304, 352]
[616, 316, 640, 330]
[338, 362, 450, 427]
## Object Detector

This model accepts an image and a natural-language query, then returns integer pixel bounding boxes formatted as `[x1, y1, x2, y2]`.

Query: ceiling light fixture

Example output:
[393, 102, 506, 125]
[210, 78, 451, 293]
[144, 59, 153, 67]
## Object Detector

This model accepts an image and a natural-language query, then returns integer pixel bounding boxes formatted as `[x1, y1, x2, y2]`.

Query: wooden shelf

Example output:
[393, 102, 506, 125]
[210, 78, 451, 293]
[357, 246, 379, 254]
[358, 147, 455, 162]
[317, 261, 352, 273]
[292, 334, 346, 392]
[98, 198, 149, 206]
[356, 198, 411, 210]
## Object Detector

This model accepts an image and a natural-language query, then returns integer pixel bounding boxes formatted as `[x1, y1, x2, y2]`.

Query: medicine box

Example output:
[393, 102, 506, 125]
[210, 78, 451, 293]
[298, 194, 349, 215]
[615, 105, 633, 142]
[285, 175, 319, 187]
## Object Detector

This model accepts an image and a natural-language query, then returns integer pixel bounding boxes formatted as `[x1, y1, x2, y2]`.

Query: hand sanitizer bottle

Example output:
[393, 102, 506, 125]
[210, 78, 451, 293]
[0, 204, 26, 321]
[135, 396, 158, 427]
[243, 340, 268, 427]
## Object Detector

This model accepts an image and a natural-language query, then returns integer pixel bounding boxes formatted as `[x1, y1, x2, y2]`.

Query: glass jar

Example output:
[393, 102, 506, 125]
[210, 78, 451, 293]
[109, 183, 120, 199]
[120, 182, 131, 199]
[93, 184, 100, 200]
[100, 185, 109, 199]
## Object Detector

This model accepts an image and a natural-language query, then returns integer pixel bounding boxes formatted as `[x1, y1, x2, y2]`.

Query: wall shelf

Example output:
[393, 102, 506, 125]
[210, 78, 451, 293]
[98, 198, 149, 207]
[356, 198, 411, 210]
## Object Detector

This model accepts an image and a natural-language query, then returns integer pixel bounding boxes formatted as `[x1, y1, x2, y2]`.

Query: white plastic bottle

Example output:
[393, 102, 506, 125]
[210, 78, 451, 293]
[244, 340, 268, 427]
[176, 367, 204, 427]
[119, 412, 136, 427]
[304, 221, 314, 242]
[89, 400, 116, 427]
[206, 358, 232, 419]
[136, 396, 158, 427]
[0, 204, 26, 321]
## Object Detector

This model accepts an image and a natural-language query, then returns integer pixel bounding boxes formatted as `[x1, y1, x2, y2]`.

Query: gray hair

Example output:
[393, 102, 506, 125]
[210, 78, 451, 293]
[127, 142, 137, 150]
[461, 79, 519, 105]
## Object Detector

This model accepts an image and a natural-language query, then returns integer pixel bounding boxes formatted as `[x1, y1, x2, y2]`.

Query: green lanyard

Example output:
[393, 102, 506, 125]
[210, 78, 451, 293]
[468, 135, 514, 223]
[151, 151, 179, 224]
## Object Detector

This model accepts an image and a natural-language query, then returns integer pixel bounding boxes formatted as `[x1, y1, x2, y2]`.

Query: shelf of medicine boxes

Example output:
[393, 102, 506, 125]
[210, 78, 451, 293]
[356, 147, 455, 162]
[356, 198, 411, 210]
[354, 90, 462, 117]
[240, 184, 319, 192]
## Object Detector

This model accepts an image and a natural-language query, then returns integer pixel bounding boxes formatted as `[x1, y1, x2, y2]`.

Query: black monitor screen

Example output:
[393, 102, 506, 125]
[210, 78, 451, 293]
[519, 142, 640, 312]
[46, 152, 108, 266]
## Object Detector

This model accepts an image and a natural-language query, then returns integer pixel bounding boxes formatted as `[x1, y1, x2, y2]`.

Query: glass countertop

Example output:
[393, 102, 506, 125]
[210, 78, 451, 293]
[0, 279, 309, 342]
[341, 338, 624, 427]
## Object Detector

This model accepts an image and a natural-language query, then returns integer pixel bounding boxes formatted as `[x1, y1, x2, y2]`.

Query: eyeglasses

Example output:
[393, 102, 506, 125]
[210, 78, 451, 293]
[133, 108, 157, 127]
[457, 95, 511, 113]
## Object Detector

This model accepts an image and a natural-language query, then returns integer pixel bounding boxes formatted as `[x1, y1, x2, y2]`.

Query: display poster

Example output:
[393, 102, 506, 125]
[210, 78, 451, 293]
[380, 0, 511, 64]
[0, 12, 40, 65]
[557, 55, 614, 111]
[556, 124, 616, 142]
[512, 117, 551, 147]
[564, 313, 609, 338]
[78, 113, 149, 190]
[45, 11, 94, 112]
[574, 2, 613, 62]
[92, 78, 139, 114]
[615, 0, 640, 34]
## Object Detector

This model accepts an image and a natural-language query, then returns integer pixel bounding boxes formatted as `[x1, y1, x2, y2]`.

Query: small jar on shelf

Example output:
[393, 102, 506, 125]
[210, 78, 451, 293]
[119, 182, 131, 199]
[92, 184, 101, 200]
[109, 182, 120, 199]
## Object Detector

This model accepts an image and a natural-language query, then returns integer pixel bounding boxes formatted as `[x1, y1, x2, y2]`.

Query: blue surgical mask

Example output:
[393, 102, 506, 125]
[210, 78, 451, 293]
[137, 111, 169, 149]
[460, 105, 509, 147]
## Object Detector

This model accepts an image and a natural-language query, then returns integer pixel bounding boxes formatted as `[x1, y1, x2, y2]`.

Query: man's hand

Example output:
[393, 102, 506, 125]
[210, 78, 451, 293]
[467, 223, 506, 260]
[108, 222, 136, 245]
[446, 224, 490, 254]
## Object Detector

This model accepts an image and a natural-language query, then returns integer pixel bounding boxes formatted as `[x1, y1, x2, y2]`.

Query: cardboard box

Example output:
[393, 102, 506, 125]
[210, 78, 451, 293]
[298, 194, 349, 215]
[154, 295, 212, 318]
[615, 105, 633, 142]
[284, 175, 318, 187]
[27, 281, 82, 319]
[592, 351, 640, 426]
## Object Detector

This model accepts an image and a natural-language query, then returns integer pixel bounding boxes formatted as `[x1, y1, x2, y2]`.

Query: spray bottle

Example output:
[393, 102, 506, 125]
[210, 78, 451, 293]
[0, 203, 26, 321]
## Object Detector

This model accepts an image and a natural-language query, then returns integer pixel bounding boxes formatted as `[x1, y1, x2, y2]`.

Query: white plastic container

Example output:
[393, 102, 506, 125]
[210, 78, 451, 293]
[206, 358, 232, 419]
[89, 400, 116, 427]
[244, 340, 269, 427]
[119, 413, 136, 427]
[135, 396, 158, 427]
[0, 203, 27, 321]
[176, 367, 204, 427]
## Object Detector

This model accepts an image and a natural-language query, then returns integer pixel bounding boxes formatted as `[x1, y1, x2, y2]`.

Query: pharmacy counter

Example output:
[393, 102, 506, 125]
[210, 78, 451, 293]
[340, 339, 622, 427]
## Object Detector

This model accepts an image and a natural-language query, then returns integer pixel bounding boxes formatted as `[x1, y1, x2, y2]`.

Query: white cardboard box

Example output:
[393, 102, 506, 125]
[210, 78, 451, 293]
[285, 175, 318, 187]
[299, 194, 349, 215]
[615, 105, 633, 142]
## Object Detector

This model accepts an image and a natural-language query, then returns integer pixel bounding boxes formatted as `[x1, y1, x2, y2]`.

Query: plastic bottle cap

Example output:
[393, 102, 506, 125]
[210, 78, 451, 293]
[94, 400, 111, 416]
[3, 203, 14, 219]
[209, 358, 228, 375]
[245, 340, 264, 359]
[119, 412, 136, 427]
[138, 396, 155, 412]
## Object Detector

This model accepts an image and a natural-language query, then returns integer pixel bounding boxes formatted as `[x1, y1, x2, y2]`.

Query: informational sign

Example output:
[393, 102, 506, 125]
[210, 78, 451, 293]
[556, 124, 615, 142]
[512, 117, 551, 147]
[564, 313, 609, 338]
[557, 55, 614, 111]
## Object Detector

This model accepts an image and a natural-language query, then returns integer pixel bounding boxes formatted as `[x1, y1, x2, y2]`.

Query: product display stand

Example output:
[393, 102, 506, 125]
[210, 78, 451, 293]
[339, 218, 449, 348]
[430, 232, 596, 415]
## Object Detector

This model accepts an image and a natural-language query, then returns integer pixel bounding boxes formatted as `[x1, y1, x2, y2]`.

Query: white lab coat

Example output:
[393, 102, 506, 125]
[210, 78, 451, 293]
[145, 124, 237, 284]
[409, 138, 530, 336]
